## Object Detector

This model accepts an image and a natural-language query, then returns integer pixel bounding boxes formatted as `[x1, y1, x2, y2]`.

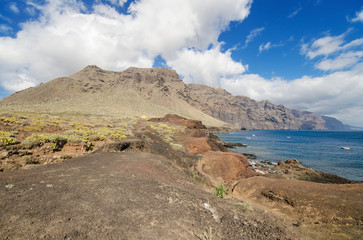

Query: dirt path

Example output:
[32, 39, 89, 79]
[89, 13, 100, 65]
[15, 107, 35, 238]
[0, 152, 305, 240]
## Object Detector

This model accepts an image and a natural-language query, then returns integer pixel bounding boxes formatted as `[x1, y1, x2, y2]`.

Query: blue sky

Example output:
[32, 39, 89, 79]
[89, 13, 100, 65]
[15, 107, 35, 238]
[0, 0, 362, 126]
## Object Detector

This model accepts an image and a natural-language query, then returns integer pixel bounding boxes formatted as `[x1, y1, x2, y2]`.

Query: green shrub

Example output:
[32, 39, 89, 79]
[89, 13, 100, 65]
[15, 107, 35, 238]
[213, 184, 227, 198]
[21, 125, 43, 132]
[0, 131, 13, 137]
[110, 133, 127, 140]
[0, 136, 19, 146]
[170, 143, 183, 151]
[84, 142, 94, 151]
[22, 134, 67, 151]
[164, 136, 173, 143]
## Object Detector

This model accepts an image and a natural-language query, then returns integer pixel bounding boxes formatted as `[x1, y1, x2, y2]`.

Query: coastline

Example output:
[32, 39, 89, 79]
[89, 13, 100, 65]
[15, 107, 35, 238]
[1, 113, 362, 239]
[216, 130, 363, 182]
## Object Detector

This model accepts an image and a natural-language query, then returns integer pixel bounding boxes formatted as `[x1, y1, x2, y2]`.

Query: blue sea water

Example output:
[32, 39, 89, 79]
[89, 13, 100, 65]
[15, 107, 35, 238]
[217, 130, 363, 181]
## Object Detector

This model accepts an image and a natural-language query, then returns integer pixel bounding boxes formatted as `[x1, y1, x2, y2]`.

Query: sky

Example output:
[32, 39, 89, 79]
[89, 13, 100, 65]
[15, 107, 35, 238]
[0, 0, 362, 127]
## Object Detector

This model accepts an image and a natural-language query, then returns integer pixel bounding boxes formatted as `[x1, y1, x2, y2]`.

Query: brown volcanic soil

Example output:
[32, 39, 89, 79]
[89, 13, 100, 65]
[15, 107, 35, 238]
[232, 177, 363, 239]
[0, 152, 305, 240]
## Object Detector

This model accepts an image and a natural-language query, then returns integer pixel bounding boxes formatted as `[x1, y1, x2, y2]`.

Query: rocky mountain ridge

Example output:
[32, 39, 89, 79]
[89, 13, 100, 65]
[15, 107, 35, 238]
[0, 65, 343, 130]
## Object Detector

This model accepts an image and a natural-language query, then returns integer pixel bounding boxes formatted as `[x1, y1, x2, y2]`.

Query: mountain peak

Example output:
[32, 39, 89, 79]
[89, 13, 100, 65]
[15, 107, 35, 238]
[82, 65, 103, 71]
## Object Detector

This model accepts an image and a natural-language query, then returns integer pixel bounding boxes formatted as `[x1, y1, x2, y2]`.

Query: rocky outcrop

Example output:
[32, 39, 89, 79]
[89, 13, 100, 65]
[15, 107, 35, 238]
[149, 114, 206, 129]
[273, 159, 352, 184]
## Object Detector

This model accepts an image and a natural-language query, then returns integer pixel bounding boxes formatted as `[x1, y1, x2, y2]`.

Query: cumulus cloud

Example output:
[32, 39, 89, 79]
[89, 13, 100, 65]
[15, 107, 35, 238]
[100, 0, 128, 7]
[1, 0, 363, 127]
[221, 63, 363, 127]
[167, 46, 245, 86]
[0, 0, 252, 91]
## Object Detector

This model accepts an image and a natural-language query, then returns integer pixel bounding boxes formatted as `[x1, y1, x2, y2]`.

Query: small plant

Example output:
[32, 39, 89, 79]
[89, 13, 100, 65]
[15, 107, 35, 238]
[22, 134, 67, 150]
[213, 184, 227, 198]
[237, 201, 253, 211]
[22, 156, 39, 164]
[170, 143, 183, 151]
[84, 142, 94, 151]
[0, 131, 19, 146]
[60, 155, 72, 160]
[163, 136, 173, 143]
[21, 125, 43, 132]
[0, 116, 17, 124]
[191, 172, 197, 181]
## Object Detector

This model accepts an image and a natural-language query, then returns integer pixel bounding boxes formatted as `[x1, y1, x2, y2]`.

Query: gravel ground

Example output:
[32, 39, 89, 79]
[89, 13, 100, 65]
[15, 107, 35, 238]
[0, 152, 306, 240]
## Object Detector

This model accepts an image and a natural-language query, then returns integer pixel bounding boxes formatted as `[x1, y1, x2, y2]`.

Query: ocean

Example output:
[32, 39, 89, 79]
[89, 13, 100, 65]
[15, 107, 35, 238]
[217, 130, 363, 181]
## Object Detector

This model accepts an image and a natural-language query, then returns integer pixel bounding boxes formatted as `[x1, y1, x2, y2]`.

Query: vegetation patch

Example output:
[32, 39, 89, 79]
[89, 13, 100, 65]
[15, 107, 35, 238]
[0, 131, 19, 146]
[213, 184, 227, 198]
[22, 134, 68, 151]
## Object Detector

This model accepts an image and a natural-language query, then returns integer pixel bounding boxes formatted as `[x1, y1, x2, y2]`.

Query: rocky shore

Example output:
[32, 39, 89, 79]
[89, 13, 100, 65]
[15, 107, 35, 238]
[0, 113, 362, 239]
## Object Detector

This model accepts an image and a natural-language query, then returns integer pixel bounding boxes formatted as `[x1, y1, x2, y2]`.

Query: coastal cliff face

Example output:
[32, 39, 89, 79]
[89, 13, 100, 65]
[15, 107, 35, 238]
[0, 65, 339, 130]
[186, 84, 328, 130]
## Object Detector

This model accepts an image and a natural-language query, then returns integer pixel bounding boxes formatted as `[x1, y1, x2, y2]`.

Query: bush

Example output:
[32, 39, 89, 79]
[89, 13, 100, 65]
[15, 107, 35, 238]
[213, 184, 227, 198]
[22, 156, 39, 164]
[21, 125, 43, 132]
[22, 134, 67, 151]
[0, 131, 18, 146]
[170, 143, 183, 151]
[0, 136, 19, 146]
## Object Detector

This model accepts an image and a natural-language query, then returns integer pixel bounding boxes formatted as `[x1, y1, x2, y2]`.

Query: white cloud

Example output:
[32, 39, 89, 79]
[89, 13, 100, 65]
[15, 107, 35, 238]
[221, 63, 363, 127]
[351, 8, 363, 23]
[167, 46, 245, 86]
[315, 51, 363, 71]
[9, 2, 20, 14]
[0, 0, 252, 91]
[1, 0, 362, 127]
[100, 0, 128, 7]
[287, 7, 302, 19]
[301, 31, 363, 72]
[301, 33, 345, 59]
[0, 24, 12, 34]
[259, 42, 271, 53]
[258, 41, 283, 54]
[243, 27, 264, 48]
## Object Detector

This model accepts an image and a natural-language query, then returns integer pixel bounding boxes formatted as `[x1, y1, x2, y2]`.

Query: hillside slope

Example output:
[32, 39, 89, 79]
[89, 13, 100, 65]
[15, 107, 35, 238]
[0, 65, 226, 127]
[0, 65, 340, 130]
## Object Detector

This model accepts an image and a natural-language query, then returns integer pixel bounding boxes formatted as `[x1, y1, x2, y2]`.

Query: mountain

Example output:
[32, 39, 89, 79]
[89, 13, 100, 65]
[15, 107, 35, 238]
[186, 84, 327, 130]
[0, 65, 343, 130]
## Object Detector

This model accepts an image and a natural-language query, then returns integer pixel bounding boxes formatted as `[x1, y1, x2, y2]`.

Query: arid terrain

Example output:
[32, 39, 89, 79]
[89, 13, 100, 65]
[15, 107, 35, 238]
[0, 65, 345, 130]
[0, 66, 361, 239]
[0, 112, 362, 239]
